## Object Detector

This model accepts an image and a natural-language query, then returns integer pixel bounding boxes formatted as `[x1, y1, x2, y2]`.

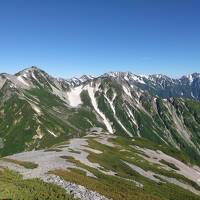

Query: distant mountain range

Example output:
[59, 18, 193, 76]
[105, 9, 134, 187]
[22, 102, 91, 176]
[0, 66, 200, 164]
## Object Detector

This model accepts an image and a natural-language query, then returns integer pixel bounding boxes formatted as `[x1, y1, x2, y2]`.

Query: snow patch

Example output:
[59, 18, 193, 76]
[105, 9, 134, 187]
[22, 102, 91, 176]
[47, 129, 57, 138]
[31, 104, 41, 114]
[17, 76, 30, 87]
[31, 72, 38, 81]
[67, 85, 83, 107]
[126, 105, 140, 137]
[86, 84, 113, 134]
[187, 74, 194, 83]
[104, 92, 133, 137]
[131, 75, 145, 84]
[122, 85, 132, 98]
[191, 92, 195, 98]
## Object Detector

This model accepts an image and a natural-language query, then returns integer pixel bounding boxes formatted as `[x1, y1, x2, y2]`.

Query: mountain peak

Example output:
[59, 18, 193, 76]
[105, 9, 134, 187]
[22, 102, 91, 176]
[15, 66, 45, 76]
[103, 71, 131, 78]
[180, 72, 200, 83]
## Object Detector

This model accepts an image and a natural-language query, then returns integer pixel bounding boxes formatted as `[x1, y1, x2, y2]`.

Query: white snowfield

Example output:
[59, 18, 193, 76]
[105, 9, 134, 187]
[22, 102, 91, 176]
[17, 76, 30, 87]
[66, 81, 137, 136]
[66, 82, 114, 134]
[67, 85, 83, 107]
[122, 85, 132, 98]
[128, 74, 146, 84]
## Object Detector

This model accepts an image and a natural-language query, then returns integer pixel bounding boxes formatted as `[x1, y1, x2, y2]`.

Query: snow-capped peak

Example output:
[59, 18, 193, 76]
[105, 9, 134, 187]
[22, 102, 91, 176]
[187, 74, 194, 83]
[180, 73, 200, 84]
[79, 75, 95, 82]
[102, 71, 146, 84]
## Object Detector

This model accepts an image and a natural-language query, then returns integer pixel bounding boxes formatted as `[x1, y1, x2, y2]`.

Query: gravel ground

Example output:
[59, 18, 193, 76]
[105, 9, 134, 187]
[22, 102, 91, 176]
[41, 174, 110, 200]
[0, 135, 115, 200]
[124, 161, 200, 195]
[133, 145, 200, 186]
[0, 135, 200, 198]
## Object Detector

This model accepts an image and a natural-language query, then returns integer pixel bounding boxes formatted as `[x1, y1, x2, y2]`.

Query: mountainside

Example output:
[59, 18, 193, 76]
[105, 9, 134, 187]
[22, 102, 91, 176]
[1, 135, 200, 200]
[0, 66, 200, 164]
[1, 67, 200, 199]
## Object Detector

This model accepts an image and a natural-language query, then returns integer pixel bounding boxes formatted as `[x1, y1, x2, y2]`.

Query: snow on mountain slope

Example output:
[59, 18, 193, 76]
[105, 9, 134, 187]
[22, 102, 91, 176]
[86, 83, 114, 134]
[17, 76, 30, 87]
[2, 67, 200, 200]
[67, 85, 83, 107]
[104, 90, 132, 137]
[1, 66, 200, 165]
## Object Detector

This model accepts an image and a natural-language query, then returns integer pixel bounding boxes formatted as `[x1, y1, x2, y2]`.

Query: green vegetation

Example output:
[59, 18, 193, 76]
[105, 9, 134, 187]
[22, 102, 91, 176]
[160, 159, 180, 170]
[0, 95, 37, 156]
[0, 168, 75, 200]
[51, 137, 200, 200]
[1, 71, 200, 168]
[44, 148, 63, 152]
[1, 158, 38, 169]
[89, 137, 200, 190]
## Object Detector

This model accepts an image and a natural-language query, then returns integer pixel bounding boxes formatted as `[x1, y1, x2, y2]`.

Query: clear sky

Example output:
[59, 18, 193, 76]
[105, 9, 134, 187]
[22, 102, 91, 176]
[0, 0, 200, 78]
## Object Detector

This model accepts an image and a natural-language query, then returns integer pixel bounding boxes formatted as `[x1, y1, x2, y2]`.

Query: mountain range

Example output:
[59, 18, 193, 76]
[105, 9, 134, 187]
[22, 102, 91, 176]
[1, 66, 200, 199]
[0, 67, 200, 159]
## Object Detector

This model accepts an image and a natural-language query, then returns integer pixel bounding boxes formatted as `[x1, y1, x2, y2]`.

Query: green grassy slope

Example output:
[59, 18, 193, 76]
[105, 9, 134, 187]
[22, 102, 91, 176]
[50, 136, 200, 200]
[0, 168, 75, 200]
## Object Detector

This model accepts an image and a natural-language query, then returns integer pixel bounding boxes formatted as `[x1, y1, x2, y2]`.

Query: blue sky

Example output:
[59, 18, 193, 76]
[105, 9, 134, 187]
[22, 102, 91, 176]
[0, 0, 200, 78]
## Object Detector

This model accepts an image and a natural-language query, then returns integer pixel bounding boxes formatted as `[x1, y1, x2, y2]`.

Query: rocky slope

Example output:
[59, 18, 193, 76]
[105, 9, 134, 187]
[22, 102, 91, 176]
[1, 134, 200, 200]
[0, 66, 200, 166]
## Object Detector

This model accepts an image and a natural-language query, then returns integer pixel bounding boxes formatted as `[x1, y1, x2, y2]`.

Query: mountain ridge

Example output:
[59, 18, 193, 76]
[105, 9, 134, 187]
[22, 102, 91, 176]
[4, 66, 200, 88]
[0, 66, 200, 165]
[4, 66, 200, 101]
[1, 66, 200, 199]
